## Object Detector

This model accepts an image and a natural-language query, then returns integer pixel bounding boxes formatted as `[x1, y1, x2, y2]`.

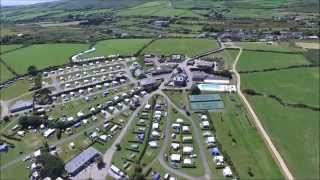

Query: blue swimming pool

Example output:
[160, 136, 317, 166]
[198, 84, 225, 91]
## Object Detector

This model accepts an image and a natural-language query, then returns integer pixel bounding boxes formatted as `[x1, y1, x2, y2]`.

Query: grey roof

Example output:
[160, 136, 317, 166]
[140, 78, 156, 86]
[65, 147, 99, 174]
[189, 94, 222, 102]
[196, 60, 214, 67]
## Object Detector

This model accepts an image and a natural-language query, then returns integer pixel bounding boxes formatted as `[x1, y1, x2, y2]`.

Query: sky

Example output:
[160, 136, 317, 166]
[1, 0, 60, 7]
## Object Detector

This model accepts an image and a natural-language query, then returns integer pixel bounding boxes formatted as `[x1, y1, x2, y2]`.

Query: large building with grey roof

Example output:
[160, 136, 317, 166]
[64, 147, 100, 176]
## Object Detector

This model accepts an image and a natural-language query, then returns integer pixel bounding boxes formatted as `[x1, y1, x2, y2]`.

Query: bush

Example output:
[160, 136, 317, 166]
[190, 84, 201, 95]
[18, 115, 44, 129]
[37, 152, 65, 179]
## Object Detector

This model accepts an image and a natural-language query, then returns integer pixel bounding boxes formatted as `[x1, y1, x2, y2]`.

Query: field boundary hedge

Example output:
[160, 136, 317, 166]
[243, 89, 320, 112]
[239, 64, 320, 74]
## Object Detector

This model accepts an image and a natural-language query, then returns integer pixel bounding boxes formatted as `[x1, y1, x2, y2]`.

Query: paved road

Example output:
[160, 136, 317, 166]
[232, 47, 294, 180]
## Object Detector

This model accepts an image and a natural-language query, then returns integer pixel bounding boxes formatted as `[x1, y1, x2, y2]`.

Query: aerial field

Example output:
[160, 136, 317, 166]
[247, 96, 319, 179]
[209, 94, 283, 179]
[1, 43, 89, 74]
[0, 79, 31, 100]
[0, 44, 22, 54]
[83, 39, 152, 58]
[0, 65, 15, 83]
[237, 51, 310, 71]
[235, 42, 303, 52]
[241, 67, 319, 106]
[143, 38, 219, 57]
[238, 49, 320, 178]
[116, 0, 202, 18]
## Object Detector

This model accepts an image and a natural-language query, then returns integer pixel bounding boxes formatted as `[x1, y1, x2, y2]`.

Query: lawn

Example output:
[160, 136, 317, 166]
[143, 38, 219, 57]
[0, 44, 22, 54]
[0, 161, 29, 180]
[1, 43, 89, 74]
[237, 51, 310, 71]
[207, 49, 239, 70]
[82, 39, 152, 58]
[247, 95, 319, 179]
[238, 47, 320, 178]
[0, 79, 31, 100]
[0, 64, 15, 83]
[241, 67, 320, 106]
[235, 42, 303, 52]
[208, 94, 283, 179]
[116, 1, 202, 18]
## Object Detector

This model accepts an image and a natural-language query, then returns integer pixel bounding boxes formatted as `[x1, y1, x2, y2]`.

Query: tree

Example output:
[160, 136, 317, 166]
[3, 116, 10, 122]
[18, 115, 43, 129]
[42, 141, 50, 152]
[115, 143, 121, 151]
[130, 165, 145, 180]
[34, 74, 42, 89]
[56, 129, 61, 140]
[190, 84, 201, 95]
[27, 65, 38, 76]
[37, 152, 65, 179]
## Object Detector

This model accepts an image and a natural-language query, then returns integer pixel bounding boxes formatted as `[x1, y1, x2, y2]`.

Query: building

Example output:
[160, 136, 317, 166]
[173, 74, 187, 87]
[9, 101, 33, 113]
[154, 20, 170, 27]
[195, 60, 214, 70]
[65, 147, 100, 176]
[170, 54, 184, 62]
[140, 78, 157, 89]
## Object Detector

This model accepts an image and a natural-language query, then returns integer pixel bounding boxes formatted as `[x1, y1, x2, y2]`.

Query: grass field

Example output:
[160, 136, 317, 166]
[247, 96, 319, 179]
[209, 94, 283, 179]
[0, 79, 31, 100]
[83, 39, 152, 58]
[0, 161, 29, 180]
[116, 1, 202, 18]
[241, 67, 320, 106]
[0, 64, 15, 83]
[1, 43, 89, 74]
[235, 42, 303, 52]
[238, 48, 320, 178]
[0, 44, 22, 54]
[237, 51, 310, 71]
[143, 38, 219, 57]
[207, 49, 239, 70]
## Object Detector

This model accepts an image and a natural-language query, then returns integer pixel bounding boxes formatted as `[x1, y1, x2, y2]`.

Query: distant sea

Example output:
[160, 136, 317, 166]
[1, 0, 60, 7]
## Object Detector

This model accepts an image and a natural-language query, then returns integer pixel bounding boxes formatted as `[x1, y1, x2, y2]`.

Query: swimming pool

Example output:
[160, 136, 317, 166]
[198, 83, 236, 92]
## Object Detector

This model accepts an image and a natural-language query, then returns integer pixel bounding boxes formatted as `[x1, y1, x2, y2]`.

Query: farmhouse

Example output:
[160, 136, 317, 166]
[65, 147, 100, 176]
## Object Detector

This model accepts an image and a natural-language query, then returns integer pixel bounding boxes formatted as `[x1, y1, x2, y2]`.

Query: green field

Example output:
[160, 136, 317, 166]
[209, 94, 283, 179]
[239, 49, 320, 178]
[0, 79, 31, 100]
[116, 1, 202, 18]
[143, 38, 219, 57]
[237, 51, 310, 71]
[241, 67, 319, 106]
[207, 49, 239, 69]
[0, 44, 22, 54]
[0, 65, 15, 83]
[235, 42, 303, 52]
[247, 96, 319, 179]
[83, 39, 152, 58]
[1, 43, 89, 74]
